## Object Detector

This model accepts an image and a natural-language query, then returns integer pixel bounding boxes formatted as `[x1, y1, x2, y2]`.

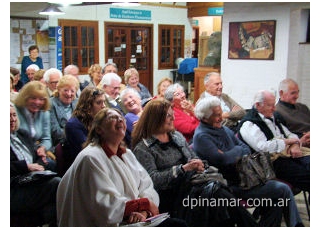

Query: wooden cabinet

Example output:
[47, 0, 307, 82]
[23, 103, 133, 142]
[194, 67, 220, 102]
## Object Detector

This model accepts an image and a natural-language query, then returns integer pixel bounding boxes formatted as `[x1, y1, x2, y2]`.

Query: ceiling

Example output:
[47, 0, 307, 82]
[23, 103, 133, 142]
[10, 2, 227, 19]
[10, 2, 189, 19]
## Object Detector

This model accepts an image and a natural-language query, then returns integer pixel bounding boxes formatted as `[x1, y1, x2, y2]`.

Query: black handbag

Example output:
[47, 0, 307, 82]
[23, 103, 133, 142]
[12, 170, 58, 186]
[190, 161, 228, 186]
[236, 152, 276, 190]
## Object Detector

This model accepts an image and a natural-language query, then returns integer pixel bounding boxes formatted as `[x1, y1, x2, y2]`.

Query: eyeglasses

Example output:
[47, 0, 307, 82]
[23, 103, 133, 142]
[166, 112, 174, 119]
[49, 81, 59, 85]
[173, 91, 185, 97]
[107, 114, 124, 122]
[107, 85, 120, 90]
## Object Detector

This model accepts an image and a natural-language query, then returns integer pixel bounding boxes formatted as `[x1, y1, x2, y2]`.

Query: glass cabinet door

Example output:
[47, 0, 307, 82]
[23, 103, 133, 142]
[158, 25, 184, 69]
[105, 23, 153, 93]
[63, 26, 79, 67]
[130, 29, 148, 70]
[160, 28, 171, 65]
[107, 28, 127, 72]
[173, 28, 183, 63]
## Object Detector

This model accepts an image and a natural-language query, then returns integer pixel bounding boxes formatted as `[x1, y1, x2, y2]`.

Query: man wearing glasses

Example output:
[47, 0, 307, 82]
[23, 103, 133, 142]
[43, 68, 63, 97]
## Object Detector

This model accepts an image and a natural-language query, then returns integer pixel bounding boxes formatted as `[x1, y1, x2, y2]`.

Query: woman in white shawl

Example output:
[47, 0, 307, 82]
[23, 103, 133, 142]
[57, 108, 185, 226]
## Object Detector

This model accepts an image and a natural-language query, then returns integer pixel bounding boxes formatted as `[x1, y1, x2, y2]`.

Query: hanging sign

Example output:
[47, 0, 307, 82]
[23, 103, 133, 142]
[110, 8, 151, 20]
[208, 7, 224, 15]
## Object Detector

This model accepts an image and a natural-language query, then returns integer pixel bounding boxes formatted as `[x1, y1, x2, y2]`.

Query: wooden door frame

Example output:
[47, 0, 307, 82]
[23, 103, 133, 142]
[104, 22, 153, 93]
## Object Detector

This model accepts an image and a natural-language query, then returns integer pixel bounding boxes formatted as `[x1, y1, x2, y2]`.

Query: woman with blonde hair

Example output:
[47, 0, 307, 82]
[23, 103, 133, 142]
[34, 69, 46, 84]
[50, 74, 79, 146]
[153, 77, 172, 99]
[10, 102, 61, 226]
[87, 63, 102, 87]
[14, 81, 55, 170]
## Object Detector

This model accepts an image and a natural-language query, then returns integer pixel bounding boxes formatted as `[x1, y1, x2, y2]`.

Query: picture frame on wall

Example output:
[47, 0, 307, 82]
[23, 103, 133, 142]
[228, 20, 276, 60]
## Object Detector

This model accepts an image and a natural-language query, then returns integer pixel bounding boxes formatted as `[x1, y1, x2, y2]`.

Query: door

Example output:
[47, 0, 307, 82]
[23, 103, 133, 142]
[105, 23, 153, 93]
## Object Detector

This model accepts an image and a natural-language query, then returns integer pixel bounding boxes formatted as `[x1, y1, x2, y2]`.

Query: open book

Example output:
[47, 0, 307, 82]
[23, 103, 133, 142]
[120, 212, 170, 227]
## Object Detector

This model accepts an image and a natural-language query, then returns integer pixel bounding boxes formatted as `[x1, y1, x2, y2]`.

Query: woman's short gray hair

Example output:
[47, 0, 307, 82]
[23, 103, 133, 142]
[120, 87, 141, 101]
[194, 96, 221, 120]
[164, 83, 184, 102]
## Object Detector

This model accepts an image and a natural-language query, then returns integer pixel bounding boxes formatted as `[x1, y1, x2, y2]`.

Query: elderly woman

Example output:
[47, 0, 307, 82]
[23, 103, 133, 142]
[124, 67, 152, 106]
[14, 81, 55, 170]
[153, 77, 173, 99]
[21, 45, 43, 85]
[131, 99, 258, 227]
[193, 96, 303, 227]
[87, 63, 102, 87]
[62, 87, 106, 175]
[10, 67, 23, 91]
[164, 83, 199, 143]
[34, 69, 46, 83]
[57, 108, 185, 226]
[120, 88, 143, 148]
[49, 74, 79, 146]
[10, 103, 61, 226]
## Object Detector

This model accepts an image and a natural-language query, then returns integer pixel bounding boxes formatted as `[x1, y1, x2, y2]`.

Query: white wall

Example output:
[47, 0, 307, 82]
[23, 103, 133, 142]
[221, 2, 310, 108]
[48, 4, 192, 95]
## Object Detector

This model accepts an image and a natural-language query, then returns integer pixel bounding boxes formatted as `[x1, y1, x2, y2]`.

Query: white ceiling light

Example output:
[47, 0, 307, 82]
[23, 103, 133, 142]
[39, 5, 65, 15]
[111, 2, 141, 7]
[48, 1, 83, 7]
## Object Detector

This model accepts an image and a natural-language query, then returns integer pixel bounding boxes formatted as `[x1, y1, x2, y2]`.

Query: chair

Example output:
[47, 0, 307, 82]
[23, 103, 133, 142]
[275, 179, 310, 221]
[55, 142, 65, 177]
[302, 190, 310, 220]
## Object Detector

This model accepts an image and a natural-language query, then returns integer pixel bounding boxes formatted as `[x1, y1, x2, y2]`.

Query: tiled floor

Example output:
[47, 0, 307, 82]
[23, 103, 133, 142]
[293, 192, 310, 227]
[277, 191, 310, 226]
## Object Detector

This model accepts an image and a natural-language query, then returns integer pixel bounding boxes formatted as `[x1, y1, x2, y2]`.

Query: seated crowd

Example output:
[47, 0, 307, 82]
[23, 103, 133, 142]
[10, 63, 309, 227]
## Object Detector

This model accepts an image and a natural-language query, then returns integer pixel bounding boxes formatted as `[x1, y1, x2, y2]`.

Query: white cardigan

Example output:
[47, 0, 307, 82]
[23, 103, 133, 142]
[57, 144, 159, 226]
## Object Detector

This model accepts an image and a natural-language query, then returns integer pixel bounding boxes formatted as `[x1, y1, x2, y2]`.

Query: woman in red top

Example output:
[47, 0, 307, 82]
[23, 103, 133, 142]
[164, 83, 199, 143]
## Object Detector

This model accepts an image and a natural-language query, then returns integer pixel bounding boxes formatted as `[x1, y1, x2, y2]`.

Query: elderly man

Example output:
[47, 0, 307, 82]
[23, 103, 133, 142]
[43, 68, 63, 97]
[237, 90, 310, 192]
[198, 72, 246, 132]
[64, 64, 89, 96]
[102, 62, 118, 74]
[275, 78, 310, 147]
[25, 64, 40, 83]
[98, 73, 127, 115]
[102, 62, 126, 91]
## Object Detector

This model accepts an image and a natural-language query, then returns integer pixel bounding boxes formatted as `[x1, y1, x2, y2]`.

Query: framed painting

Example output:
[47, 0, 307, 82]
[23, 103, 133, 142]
[228, 20, 276, 60]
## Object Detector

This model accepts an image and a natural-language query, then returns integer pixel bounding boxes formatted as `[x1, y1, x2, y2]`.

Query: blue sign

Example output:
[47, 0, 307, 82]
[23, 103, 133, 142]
[48, 26, 62, 71]
[208, 7, 224, 15]
[110, 8, 151, 20]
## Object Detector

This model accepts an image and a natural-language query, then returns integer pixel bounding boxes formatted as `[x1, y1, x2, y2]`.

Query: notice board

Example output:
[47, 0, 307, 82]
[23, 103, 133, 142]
[10, 18, 49, 69]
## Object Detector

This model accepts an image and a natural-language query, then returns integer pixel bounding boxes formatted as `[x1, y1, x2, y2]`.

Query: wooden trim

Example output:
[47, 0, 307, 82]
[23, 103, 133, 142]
[187, 2, 224, 17]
